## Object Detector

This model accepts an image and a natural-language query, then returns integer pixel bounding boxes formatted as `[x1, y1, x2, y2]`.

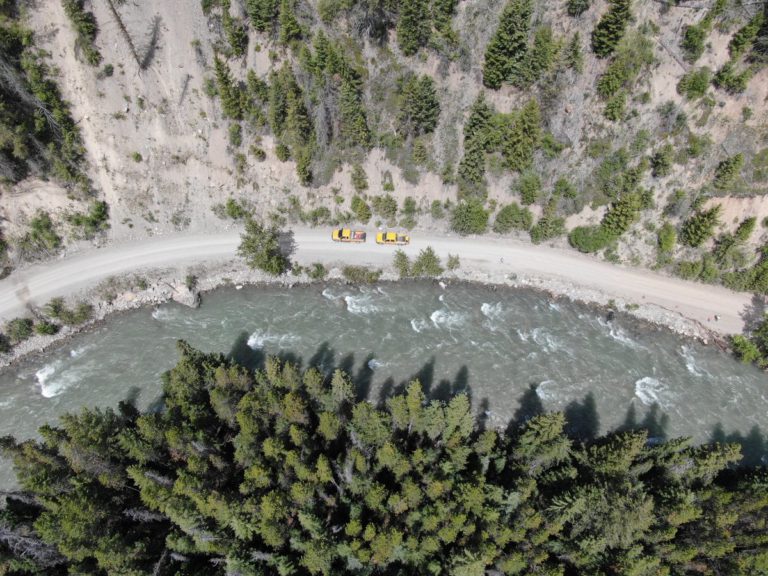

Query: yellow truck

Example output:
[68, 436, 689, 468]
[376, 231, 410, 245]
[332, 228, 367, 242]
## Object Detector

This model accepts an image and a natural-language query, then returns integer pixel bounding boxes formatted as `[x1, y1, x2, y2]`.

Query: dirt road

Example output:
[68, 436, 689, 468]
[0, 228, 753, 335]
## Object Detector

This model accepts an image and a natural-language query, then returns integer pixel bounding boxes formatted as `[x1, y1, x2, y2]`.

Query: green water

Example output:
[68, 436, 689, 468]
[1, 281, 766, 486]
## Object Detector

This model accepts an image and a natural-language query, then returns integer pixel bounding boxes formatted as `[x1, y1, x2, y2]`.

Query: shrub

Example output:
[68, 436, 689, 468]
[530, 211, 565, 244]
[651, 144, 674, 177]
[657, 222, 677, 256]
[66, 201, 110, 239]
[131, 152, 143, 162]
[677, 68, 711, 99]
[351, 196, 372, 223]
[516, 172, 541, 205]
[46, 300, 93, 326]
[411, 247, 443, 278]
[5, 318, 33, 344]
[19, 212, 62, 258]
[451, 200, 489, 235]
[393, 250, 411, 278]
[342, 266, 382, 284]
[680, 205, 722, 247]
[567, 0, 590, 17]
[61, 0, 102, 66]
[731, 334, 762, 364]
[713, 154, 744, 190]
[493, 203, 533, 233]
[275, 143, 291, 161]
[568, 225, 614, 253]
[351, 164, 368, 192]
[371, 195, 398, 221]
[603, 91, 626, 121]
[447, 254, 460, 270]
[34, 320, 59, 336]
[307, 262, 328, 280]
[228, 123, 243, 147]
[430, 200, 445, 219]
[728, 12, 764, 58]
[681, 24, 706, 62]
[713, 62, 751, 94]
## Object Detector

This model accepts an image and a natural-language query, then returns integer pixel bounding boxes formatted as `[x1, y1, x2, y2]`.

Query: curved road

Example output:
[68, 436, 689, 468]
[0, 228, 753, 335]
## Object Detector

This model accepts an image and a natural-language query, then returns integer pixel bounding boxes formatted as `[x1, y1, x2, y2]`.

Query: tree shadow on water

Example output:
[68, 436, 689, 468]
[431, 365, 470, 403]
[618, 402, 669, 441]
[564, 392, 600, 442]
[711, 423, 767, 468]
[228, 331, 265, 372]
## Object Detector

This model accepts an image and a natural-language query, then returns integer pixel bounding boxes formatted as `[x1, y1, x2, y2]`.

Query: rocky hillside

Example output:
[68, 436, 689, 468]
[1, 0, 767, 286]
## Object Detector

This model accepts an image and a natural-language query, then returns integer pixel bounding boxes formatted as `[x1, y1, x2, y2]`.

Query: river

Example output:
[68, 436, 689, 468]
[0, 281, 766, 487]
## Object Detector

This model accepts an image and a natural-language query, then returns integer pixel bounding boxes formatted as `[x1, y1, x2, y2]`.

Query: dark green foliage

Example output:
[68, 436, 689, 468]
[18, 211, 61, 259]
[44, 298, 93, 325]
[651, 143, 674, 177]
[410, 246, 444, 277]
[0, 9, 87, 186]
[677, 67, 711, 99]
[591, 147, 644, 204]
[278, 0, 302, 44]
[567, 0, 590, 17]
[2, 344, 768, 574]
[397, 75, 440, 136]
[493, 202, 533, 233]
[482, 0, 533, 88]
[339, 77, 371, 149]
[591, 0, 632, 58]
[722, 244, 768, 294]
[237, 218, 289, 275]
[396, 0, 430, 56]
[351, 196, 372, 223]
[214, 56, 244, 119]
[451, 199, 489, 235]
[569, 224, 615, 253]
[520, 26, 559, 87]
[530, 202, 565, 244]
[516, 171, 541, 205]
[713, 61, 752, 94]
[61, 0, 101, 66]
[595, 31, 653, 100]
[657, 221, 677, 258]
[342, 265, 381, 283]
[564, 32, 584, 72]
[603, 91, 625, 121]
[680, 205, 722, 247]
[731, 334, 762, 364]
[351, 164, 368, 192]
[246, 0, 279, 31]
[713, 153, 744, 191]
[712, 217, 756, 270]
[681, 23, 707, 63]
[228, 122, 242, 147]
[371, 194, 398, 221]
[307, 262, 328, 280]
[569, 193, 641, 253]
[729, 12, 764, 58]
[501, 99, 541, 173]
[66, 200, 110, 239]
[222, 4, 248, 57]
[34, 319, 59, 335]
[393, 249, 410, 277]
[457, 95, 493, 199]
[5, 317, 33, 344]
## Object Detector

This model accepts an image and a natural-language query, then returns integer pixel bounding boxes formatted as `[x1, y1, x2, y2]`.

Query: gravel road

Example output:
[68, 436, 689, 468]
[0, 228, 753, 335]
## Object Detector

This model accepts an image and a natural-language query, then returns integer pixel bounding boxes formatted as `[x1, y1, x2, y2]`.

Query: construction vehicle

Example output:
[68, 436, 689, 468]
[376, 231, 410, 245]
[331, 228, 367, 242]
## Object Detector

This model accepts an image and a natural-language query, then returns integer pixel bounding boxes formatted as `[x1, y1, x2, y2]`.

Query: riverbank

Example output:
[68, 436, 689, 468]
[0, 247, 729, 369]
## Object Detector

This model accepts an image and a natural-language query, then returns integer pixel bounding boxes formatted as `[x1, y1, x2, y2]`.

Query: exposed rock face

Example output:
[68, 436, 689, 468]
[171, 284, 200, 308]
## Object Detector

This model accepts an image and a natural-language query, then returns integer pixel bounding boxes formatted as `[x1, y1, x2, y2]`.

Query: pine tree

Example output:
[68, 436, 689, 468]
[397, 75, 441, 136]
[396, 0, 430, 56]
[214, 56, 243, 119]
[591, 0, 632, 58]
[278, 0, 302, 45]
[339, 78, 371, 149]
[482, 0, 533, 89]
[246, 0, 279, 31]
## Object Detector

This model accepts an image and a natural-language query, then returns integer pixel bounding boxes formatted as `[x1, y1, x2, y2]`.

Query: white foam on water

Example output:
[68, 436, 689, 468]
[367, 359, 385, 370]
[516, 328, 530, 342]
[438, 294, 445, 302]
[344, 294, 379, 315]
[247, 330, 300, 349]
[151, 307, 172, 321]
[410, 318, 430, 333]
[548, 301, 561, 312]
[634, 377, 670, 408]
[481, 302, 504, 319]
[321, 287, 341, 300]
[679, 345, 705, 377]
[35, 363, 74, 398]
[430, 309, 465, 330]
[532, 327, 562, 353]
[535, 380, 558, 402]
[608, 326, 642, 349]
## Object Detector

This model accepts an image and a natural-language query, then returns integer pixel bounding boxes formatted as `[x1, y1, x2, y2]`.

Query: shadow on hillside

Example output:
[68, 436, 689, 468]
[740, 293, 767, 333]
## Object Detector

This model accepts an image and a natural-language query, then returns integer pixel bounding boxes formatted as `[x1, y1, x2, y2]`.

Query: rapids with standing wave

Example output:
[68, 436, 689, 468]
[0, 281, 766, 487]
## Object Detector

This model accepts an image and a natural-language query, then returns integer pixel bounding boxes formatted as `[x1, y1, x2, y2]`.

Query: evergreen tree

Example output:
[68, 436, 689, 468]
[246, 0, 279, 31]
[278, 0, 302, 45]
[482, 0, 533, 89]
[396, 0, 430, 56]
[591, 0, 632, 58]
[214, 56, 243, 120]
[397, 75, 441, 136]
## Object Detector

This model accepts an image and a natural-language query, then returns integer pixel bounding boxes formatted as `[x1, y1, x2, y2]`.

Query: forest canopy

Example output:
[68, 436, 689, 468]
[1, 342, 767, 575]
